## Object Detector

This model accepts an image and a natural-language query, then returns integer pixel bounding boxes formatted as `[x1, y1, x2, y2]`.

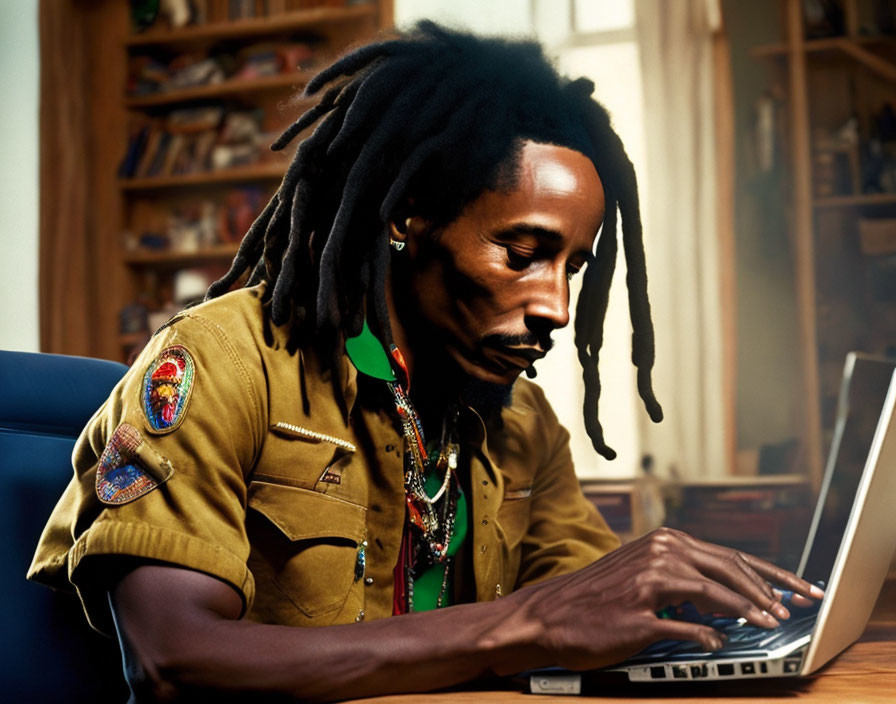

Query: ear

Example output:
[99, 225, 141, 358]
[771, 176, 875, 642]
[388, 214, 429, 244]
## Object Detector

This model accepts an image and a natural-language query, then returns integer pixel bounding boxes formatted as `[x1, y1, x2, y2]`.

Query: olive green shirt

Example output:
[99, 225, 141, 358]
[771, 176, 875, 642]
[28, 286, 620, 634]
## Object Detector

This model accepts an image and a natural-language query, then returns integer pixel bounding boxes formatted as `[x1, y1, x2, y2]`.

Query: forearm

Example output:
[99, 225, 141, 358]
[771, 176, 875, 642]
[113, 579, 543, 702]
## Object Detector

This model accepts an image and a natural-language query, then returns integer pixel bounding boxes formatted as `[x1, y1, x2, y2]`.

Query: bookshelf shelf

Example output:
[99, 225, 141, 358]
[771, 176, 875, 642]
[125, 71, 314, 108]
[123, 244, 242, 266]
[751, 34, 896, 58]
[126, 4, 378, 49]
[120, 163, 286, 191]
[814, 193, 896, 209]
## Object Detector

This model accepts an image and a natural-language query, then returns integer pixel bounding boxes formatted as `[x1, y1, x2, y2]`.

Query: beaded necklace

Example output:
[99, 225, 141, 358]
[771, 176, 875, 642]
[387, 345, 463, 612]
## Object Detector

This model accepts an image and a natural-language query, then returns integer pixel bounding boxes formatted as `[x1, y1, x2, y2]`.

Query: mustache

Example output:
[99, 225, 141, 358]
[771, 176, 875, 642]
[482, 332, 554, 353]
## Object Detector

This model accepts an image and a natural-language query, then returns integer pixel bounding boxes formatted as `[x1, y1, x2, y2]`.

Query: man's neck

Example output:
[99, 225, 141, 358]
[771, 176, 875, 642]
[383, 269, 514, 435]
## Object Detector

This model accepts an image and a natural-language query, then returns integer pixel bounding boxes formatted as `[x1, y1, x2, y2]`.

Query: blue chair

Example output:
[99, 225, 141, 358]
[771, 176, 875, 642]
[0, 350, 129, 703]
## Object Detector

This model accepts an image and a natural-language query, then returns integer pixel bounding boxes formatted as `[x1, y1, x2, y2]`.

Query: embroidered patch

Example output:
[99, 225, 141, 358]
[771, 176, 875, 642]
[142, 345, 195, 434]
[96, 424, 161, 504]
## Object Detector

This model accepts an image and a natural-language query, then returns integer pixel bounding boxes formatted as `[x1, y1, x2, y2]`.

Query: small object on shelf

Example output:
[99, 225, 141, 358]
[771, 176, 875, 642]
[128, 55, 169, 96]
[869, 256, 896, 301]
[131, 0, 160, 32]
[759, 437, 801, 475]
[859, 218, 896, 255]
[234, 42, 282, 79]
[277, 42, 317, 72]
[219, 186, 266, 242]
[168, 210, 202, 252]
[813, 120, 860, 197]
[173, 268, 214, 303]
[166, 55, 224, 90]
[160, 0, 193, 28]
[802, 0, 844, 39]
[138, 232, 169, 251]
[119, 302, 150, 335]
[147, 304, 183, 333]
[118, 123, 152, 178]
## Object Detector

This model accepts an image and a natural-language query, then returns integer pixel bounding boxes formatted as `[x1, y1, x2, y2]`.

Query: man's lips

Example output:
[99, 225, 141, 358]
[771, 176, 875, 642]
[483, 345, 546, 371]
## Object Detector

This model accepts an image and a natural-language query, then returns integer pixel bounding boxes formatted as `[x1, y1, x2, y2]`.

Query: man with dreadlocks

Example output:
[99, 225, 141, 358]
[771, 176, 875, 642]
[31, 22, 821, 701]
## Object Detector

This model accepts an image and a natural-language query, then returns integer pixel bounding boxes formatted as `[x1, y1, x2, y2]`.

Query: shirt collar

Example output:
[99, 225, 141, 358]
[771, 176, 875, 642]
[344, 319, 396, 382]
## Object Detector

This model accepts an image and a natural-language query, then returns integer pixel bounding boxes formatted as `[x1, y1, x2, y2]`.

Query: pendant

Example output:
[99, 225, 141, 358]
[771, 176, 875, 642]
[354, 540, 368, 582]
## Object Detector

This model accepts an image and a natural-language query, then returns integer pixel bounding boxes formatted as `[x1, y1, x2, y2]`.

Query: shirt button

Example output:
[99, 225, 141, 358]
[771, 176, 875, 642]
[385, 444, 395, 452]
[364, 577, 374, 585]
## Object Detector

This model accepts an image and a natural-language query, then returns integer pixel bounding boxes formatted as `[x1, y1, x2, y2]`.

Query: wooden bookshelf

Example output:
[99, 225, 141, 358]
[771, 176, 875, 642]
[124, 71, 315, 108]
[107, 1, 393, 362]
[751, 34, 896, 58]
[749, 0, 896, 490]
[814, 192, 896, 209]
[120, 164, 287, 191]
[126, 4, 379, 48]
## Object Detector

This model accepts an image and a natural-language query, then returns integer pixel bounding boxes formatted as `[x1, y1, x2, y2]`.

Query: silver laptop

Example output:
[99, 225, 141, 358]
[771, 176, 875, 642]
[531, 352, 896, 693]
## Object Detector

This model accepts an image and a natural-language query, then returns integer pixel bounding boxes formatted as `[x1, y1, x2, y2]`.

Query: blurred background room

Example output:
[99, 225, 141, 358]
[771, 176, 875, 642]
[1, 0, 894, 699]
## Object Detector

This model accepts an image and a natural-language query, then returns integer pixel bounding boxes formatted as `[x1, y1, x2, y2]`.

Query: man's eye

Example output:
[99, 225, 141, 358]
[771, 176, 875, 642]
[504, 246, 534, 270]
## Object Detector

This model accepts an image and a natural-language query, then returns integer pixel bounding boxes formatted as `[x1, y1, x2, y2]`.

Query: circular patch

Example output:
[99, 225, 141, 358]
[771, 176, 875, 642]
[142, 345, 195, 434]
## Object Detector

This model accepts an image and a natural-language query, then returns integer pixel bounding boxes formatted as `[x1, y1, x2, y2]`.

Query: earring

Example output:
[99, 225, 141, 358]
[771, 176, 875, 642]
[390, 238, 406, 252]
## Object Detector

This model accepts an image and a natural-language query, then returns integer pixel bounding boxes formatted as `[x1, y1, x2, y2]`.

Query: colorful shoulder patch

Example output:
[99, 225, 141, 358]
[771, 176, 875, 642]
[96, 423, 172, 505]
[142, 345, 195, 434]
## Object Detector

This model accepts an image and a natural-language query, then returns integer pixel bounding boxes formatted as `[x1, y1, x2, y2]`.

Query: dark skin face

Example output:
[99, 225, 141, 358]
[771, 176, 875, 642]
[387, 141, 605, 392]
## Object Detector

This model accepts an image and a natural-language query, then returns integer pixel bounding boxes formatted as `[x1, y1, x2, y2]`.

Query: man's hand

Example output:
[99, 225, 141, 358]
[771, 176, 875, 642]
[493, 527, 824, 672]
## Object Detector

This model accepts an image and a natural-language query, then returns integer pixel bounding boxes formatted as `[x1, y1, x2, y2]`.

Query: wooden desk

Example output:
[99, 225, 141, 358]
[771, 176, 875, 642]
[342, 623, 896, 703]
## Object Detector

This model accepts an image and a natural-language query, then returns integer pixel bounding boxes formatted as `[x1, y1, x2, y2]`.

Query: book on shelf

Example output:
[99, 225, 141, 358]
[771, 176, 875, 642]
[118, 123, 151, 178]
[134, 124, 161, 178]
[137, 0, 363, 33]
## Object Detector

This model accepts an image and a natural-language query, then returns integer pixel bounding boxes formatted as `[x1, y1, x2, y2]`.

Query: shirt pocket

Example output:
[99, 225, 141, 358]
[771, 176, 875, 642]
[253, 422, 357, 493]
[246, 479, 367, 624]
[496, 487, 533, 550]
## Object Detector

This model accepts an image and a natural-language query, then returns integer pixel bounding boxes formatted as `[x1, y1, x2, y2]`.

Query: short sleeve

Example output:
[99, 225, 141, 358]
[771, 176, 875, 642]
[28, 310, 267, 634]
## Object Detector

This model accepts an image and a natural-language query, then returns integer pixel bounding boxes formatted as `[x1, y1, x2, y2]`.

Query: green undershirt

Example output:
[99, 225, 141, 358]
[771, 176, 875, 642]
[345, 320, 469, 610]
[412, 471, 468, 610]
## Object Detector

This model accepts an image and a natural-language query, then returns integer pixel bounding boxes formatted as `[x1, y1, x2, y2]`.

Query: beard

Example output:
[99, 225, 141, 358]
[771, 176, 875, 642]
[459, 375, 516, 415]
[453, 331, 552, 415]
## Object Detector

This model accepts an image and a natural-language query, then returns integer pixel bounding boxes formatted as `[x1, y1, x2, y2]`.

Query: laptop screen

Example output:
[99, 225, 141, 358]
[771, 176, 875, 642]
[798, 354, 896, 584]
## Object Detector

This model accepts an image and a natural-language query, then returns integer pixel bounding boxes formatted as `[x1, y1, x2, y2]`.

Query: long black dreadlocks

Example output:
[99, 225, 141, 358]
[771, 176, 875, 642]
[207, 21, 663, 460]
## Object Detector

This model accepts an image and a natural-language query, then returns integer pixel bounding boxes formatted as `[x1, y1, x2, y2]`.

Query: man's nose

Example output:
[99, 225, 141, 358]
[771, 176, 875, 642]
[524, 266, 570, 333]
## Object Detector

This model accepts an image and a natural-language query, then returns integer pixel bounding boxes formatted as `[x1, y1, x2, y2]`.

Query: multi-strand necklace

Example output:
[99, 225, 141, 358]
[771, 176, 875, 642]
[387, 345, 463, 612]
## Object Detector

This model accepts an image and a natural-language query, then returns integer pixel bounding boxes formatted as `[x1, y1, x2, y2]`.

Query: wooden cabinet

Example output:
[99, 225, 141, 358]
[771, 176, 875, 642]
[748, 0, 896, 488]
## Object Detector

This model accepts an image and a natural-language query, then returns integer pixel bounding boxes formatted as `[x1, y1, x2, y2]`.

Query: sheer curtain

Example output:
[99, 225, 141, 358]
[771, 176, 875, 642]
[634, 0, 734, 478]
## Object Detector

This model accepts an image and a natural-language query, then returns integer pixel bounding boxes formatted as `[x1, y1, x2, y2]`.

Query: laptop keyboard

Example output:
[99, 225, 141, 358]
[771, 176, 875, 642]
[636, 601, 820, 660]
